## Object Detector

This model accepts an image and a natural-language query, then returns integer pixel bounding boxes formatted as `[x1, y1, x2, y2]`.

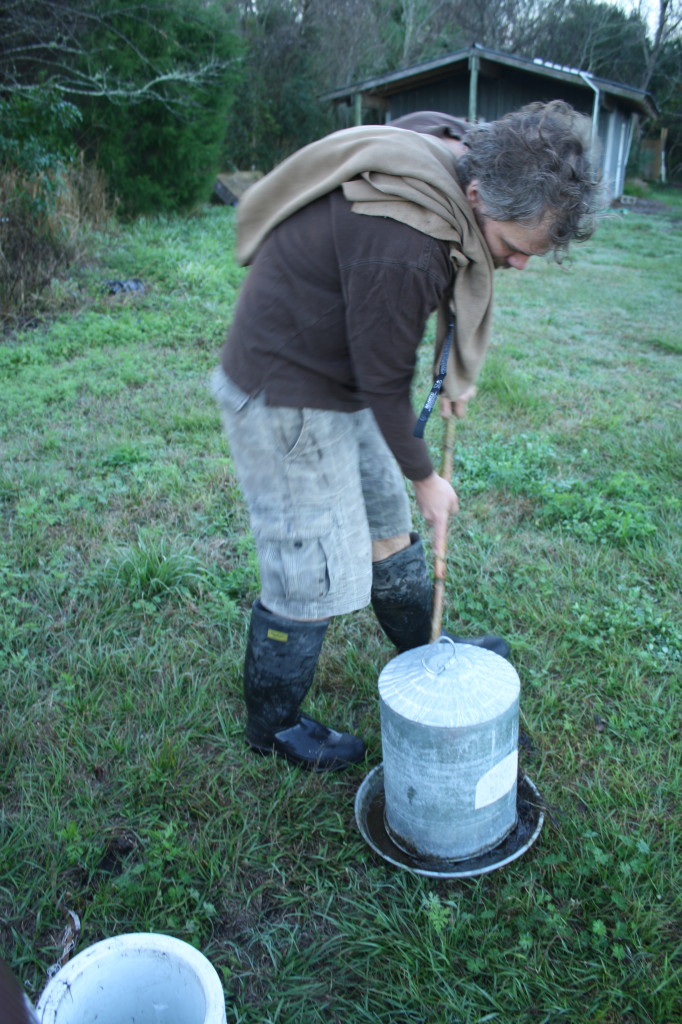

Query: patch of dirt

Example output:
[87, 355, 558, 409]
[610, 196, 676, 216]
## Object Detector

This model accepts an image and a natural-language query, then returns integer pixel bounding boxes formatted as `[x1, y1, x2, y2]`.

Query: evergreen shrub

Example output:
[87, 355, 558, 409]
[77, 0, 240, 217]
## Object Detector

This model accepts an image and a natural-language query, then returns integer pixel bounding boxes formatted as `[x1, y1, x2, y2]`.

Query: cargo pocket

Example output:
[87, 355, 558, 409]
[251, 507, 334, 603]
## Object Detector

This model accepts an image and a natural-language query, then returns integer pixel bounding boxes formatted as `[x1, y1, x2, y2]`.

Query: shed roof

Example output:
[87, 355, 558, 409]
[324, 42, 657, 119]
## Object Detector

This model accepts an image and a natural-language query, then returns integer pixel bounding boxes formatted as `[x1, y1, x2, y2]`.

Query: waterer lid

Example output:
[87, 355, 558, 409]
[378, 638, 520, 728]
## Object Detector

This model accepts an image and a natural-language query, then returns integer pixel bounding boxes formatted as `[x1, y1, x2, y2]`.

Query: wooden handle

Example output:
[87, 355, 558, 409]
[430, 416, 456, 643]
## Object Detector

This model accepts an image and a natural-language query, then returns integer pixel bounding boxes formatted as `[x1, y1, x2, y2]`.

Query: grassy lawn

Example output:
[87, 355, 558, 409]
[1, 188, 681, 1023]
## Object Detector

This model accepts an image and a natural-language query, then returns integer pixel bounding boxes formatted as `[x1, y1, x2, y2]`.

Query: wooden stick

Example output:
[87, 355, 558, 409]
[430, 415, 456, 643]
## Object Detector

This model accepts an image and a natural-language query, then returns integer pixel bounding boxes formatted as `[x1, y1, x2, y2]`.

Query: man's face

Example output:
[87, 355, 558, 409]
[465, 181, 551, 270]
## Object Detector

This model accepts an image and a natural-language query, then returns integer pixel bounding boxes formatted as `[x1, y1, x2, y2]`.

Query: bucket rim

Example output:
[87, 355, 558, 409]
[35, 932, 226, 1023]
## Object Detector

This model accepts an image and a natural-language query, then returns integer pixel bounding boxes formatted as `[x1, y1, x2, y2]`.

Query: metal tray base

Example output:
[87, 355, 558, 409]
[355, 764, 545, 878]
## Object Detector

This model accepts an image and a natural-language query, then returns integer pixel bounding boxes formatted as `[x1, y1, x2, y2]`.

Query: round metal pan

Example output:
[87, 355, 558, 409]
[355, 764, 545, 878]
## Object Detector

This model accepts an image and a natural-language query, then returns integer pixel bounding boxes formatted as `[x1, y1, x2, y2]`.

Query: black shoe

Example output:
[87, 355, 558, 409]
[441, 631, 511, 660]
[248, 714, 366, 771]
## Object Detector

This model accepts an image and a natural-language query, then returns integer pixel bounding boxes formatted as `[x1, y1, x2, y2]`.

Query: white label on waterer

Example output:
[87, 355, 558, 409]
[475, 751, 518, 809]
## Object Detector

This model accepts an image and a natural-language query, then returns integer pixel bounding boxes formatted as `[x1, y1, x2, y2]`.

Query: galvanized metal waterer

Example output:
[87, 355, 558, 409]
[379, 637, 519, 862]
[354, 638, 544, 878]
[355, 421, 543, 877]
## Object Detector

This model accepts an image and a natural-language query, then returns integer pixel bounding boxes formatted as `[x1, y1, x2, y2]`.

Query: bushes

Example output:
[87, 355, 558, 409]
[0, 161, 111, 328]
[75, 0, 240, 217]
[0, 89, 113, 328]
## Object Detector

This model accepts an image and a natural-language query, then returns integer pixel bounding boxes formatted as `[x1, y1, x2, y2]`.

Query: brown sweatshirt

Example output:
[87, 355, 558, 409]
[221, 189, 454, 481]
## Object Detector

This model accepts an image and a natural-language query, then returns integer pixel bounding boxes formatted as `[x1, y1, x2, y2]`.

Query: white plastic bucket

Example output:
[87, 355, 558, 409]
[35, 933, 226, 1024]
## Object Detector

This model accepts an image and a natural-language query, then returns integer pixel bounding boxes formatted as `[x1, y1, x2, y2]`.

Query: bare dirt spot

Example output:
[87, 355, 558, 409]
[611, 195, 678, 217]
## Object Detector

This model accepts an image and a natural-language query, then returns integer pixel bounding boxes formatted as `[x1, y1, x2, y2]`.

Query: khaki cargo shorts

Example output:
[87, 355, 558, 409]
[212, 367, 412, 620]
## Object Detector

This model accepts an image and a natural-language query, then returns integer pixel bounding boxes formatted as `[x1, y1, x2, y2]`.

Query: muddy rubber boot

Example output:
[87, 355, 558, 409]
[371, 534, 511, 658]
[243, 600, 366, 771]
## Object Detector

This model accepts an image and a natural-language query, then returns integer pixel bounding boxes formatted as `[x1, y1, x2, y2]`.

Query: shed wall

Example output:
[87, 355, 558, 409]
[385, 68, 592, 123]
[476, 69, 591, 120]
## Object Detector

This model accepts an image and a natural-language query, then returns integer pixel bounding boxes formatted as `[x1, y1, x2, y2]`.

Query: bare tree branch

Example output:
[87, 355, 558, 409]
[0, 0, 236, 113]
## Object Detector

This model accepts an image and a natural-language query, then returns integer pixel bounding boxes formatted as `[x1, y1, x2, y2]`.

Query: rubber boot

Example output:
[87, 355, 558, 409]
[371, 534, 511, 658]
[243, 600, 366, 771]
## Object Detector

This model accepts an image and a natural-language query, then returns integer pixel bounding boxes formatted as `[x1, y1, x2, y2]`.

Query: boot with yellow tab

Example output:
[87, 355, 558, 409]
[243, 600, 366, 771]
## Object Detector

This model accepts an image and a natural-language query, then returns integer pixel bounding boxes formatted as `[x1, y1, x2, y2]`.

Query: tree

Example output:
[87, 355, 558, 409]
[635, 0, 682, 89]
[447, 0, 538, 53]
[74, 1, 240, 214]
[642, 5, 682, 180]
[514, 1, 650, 83]
[0, 1, 235, 113]
[224, 0, 335, 172]
[0, 1, 241, 215]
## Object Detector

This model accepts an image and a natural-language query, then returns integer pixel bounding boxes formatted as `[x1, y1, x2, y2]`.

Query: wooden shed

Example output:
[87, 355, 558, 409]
[324, 43, 657, 201]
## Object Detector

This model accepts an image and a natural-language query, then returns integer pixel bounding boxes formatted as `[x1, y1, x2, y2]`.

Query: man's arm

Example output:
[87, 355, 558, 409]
[340, 223, 454, 481]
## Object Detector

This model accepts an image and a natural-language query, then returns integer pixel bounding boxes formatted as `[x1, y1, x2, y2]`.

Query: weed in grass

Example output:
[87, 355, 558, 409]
[98, 530, 208, 605]
[99, 442, 150, 469]
[455, 436, 666, 547]
[455, 431, 558, 493]
[564, 587, 681, 674]
[534, 472, 660, 545]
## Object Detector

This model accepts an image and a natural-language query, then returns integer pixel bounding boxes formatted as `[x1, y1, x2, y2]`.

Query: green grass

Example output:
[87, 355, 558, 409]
[1, 194, 681, 1023]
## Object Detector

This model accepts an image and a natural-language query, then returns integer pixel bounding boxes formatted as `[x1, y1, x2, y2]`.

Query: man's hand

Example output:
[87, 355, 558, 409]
[440, 384, 477, 420]
[413, 472, 458, 557]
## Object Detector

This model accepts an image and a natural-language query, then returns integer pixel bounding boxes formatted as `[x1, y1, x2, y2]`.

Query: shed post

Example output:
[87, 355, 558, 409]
[354, 92, 363, 126]
[468, 52, 479, 122]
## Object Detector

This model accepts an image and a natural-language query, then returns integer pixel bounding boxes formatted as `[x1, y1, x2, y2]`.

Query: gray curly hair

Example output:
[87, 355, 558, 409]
[457, 100, 603, 255]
